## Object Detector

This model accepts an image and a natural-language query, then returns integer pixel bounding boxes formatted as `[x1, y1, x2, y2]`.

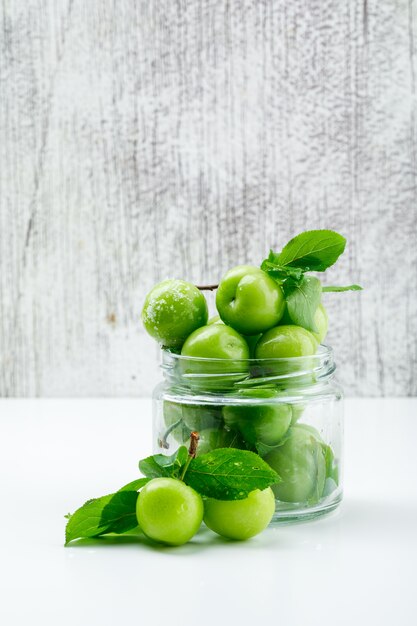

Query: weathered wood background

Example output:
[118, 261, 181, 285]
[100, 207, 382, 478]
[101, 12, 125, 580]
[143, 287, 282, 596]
[0, 0, 416, 397]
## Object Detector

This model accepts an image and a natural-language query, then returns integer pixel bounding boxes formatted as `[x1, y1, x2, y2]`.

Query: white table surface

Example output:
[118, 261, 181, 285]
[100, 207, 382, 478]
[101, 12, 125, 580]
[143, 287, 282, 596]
[1, 398, 416, 626]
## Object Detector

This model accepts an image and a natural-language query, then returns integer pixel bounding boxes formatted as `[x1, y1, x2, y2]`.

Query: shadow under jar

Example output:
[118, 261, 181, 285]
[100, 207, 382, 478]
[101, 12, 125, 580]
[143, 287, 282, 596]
[153, 346, 343, 523]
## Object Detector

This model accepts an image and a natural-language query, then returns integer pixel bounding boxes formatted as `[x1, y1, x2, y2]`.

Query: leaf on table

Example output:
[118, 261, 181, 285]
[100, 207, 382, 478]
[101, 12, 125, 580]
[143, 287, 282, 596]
[139, 446, 188, 479]
[277, 230, 346, 272]
[284, 275, 322, 333]
[183, 448, 280, 500]
[65, 490, 139, 545]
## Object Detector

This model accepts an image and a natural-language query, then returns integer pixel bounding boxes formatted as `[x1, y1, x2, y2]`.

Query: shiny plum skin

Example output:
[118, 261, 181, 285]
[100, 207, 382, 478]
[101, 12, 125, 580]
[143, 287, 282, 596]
[216, 265, 285, 335]
[203, 488, 276, 540]
[136, 478, 204, 546]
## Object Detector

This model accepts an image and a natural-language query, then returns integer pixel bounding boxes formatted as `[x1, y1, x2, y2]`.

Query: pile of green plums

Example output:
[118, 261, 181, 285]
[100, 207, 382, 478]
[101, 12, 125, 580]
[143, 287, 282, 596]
[143, 265, 337, 512]
[142, 265, 328, 358]
[136, 477, 275, 545]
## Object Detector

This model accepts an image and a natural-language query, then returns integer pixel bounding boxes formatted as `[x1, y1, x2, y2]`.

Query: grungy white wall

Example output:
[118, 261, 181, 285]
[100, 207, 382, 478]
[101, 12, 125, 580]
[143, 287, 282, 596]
[0, 0, 416, 396]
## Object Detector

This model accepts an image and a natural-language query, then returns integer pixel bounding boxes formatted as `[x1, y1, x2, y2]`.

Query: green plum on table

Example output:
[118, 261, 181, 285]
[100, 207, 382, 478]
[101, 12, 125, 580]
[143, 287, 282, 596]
[264, 425, 326, 503]
[142, 279, 208, 349]
[136, 477, 203, 546]
[216, 265, 286, 335]
[223, 389, 292, 447]
[203, 488, 275, 540]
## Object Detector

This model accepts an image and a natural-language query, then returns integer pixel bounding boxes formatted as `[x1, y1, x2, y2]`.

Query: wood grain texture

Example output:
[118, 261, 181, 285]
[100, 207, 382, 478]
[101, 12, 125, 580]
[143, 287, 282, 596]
[0, 0, 416, 397]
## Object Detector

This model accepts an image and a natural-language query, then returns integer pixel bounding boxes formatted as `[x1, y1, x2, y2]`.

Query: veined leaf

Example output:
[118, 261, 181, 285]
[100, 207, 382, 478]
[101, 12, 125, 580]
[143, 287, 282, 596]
[183, 448, 280, 500]
[139, 446, 188, 479]
[260, 258, 304, 283]
[284, 276, 322, 333]
[65, 491, 139, 545]
[277, 230, 346, 272]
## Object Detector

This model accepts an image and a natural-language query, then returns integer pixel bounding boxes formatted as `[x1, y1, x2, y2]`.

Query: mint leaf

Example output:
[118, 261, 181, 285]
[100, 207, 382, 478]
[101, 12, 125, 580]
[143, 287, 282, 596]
[284, 276, 322, 333]
[277, 230, 346, 272]
[65, 491, 138, 545]
[322, 284, 363, 292]
[139, 446, 188, 479]
[118, 477, 151, 492]
[183, 448, 280, 500]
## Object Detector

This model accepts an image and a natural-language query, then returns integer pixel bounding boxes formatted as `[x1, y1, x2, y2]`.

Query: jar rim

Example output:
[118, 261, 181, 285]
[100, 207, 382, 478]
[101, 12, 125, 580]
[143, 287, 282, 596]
[162, 344, 333, 364]
[160, 344, 336, 392]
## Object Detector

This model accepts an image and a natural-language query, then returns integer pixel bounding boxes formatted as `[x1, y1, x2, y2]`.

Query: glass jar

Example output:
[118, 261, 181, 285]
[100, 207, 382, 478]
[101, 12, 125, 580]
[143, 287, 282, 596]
[153, 345, 343, 523]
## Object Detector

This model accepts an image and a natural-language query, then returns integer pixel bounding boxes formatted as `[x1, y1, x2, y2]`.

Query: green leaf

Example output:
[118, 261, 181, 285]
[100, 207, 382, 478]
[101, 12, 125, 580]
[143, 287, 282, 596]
[65, 491, 139, 545]
[139, 446, 188, 479]
[183, 448, 280, 500]
[322, 284, 363, 292]
[260, 258, 304, 283]
[118, 477, 151, 492]
[277, 230, 346, 272]
[284, 276, 322, 333]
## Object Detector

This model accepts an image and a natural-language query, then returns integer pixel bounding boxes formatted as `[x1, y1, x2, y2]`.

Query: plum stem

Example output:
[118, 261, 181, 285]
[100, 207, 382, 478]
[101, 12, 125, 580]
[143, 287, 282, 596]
[196, 284, 219, 291]
[180, 431, 200, 481]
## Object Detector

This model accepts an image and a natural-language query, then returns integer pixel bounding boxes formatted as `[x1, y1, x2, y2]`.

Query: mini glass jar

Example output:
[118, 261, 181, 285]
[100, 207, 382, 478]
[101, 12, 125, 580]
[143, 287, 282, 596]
[153, 345, 343, 523]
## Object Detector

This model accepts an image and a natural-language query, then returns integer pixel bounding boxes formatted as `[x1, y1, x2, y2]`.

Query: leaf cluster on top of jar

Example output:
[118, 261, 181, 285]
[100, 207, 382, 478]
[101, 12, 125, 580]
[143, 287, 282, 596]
[260, 230, 362, 333]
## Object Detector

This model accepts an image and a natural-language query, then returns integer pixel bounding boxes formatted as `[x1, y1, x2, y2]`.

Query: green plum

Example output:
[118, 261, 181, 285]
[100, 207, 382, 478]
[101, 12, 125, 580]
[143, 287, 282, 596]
[223, 389, 292, 447]
[187, 427, 244, 456]
[142, 279, 208, 349]
[203, 488, 275, 540]
[295, 423, 339, 485]
[264, 425, 326, 503]
[290, 403, 305, 424]
[136, 477, 203, 546]
[181, 324, 249, 360]
[163, 400, 222, 433]
[216, 265, 286, 335]
[181, 325, 250, 389]
[208, 310, 260, 358]
[295, 423, 323, 440]
[255, 325, 318, 359]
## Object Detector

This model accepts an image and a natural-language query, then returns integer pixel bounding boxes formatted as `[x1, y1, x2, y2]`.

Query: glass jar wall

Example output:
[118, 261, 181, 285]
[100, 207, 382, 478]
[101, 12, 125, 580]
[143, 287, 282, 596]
[153, 346, 343, 523]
